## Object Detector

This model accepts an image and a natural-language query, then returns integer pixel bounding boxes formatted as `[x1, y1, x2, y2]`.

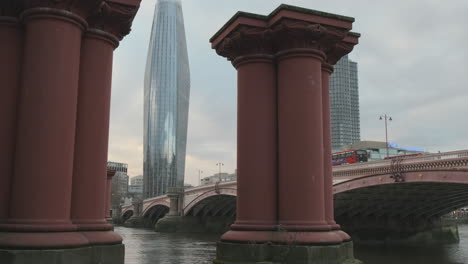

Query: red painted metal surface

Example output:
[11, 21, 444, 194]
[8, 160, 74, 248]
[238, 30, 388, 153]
[231, 55, 278, 231]
[0, 17, 21, 222]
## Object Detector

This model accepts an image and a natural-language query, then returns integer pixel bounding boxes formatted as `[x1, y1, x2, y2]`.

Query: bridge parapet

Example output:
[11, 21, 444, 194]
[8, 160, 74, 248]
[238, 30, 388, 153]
[333, 150, 468, 179]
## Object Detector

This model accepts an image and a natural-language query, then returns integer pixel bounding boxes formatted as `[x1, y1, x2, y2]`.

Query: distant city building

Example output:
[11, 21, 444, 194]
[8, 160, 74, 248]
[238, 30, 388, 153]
[342, 141, 425, 161]
[130, 175, 143, 186]
[107, 161, 129, 211]
[143, 0, 190, 198]
[127, 175, 143, 202]
[201, 172, 237, 185]
[330, 55, 360, 152]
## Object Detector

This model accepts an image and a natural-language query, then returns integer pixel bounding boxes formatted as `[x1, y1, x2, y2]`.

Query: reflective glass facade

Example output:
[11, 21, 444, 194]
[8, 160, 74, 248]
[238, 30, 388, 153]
[330, 55, 360, 152]
[143, 0, 190, 198]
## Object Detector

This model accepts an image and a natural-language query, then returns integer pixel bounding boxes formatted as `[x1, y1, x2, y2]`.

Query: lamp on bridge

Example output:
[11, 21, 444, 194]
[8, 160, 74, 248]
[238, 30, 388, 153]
[198, 169, 203, 186]
[216, 162, 224, 183]
[379, 114, 393, 158]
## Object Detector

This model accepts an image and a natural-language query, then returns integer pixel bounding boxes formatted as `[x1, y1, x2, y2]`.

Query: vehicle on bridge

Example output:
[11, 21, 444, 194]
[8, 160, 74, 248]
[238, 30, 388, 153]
[332, 150, 368, 166]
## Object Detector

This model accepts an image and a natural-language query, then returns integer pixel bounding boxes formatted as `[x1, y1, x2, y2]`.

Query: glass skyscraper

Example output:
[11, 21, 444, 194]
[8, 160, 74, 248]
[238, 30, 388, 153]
[143, 0, 190, 198]
[330, 55, 360, 152]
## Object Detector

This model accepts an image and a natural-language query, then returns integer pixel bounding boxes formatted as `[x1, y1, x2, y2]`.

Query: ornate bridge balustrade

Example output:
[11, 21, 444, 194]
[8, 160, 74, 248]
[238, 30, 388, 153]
[333, 150, 468, 179]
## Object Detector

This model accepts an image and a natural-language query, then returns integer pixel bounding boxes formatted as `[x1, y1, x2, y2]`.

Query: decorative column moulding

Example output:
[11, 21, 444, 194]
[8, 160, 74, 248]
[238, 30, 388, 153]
[22, 0, 103, 19]
[326, 32, 360, 65]
[87, 0, 141, 42]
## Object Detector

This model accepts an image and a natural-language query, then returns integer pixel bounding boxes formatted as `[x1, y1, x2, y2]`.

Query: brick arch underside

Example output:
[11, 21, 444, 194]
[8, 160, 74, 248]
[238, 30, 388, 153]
[185, 194, 237, 217]
[334, 170, 468, 222]
[143, 204, 169, 226]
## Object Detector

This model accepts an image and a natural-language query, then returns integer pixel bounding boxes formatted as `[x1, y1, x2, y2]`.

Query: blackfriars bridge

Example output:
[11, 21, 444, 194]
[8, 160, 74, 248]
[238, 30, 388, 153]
[121, 150, 468, 242]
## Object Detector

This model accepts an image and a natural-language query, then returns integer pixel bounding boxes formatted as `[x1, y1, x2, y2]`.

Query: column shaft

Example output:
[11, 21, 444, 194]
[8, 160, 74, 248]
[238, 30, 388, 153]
[0, 17, 21, 222]
[7, 9, 85, 231]
[321, 64, 338, 228]
[230, 55, 277, 231]
[277, 50, 329, 231]
[71, 29, 117, 230]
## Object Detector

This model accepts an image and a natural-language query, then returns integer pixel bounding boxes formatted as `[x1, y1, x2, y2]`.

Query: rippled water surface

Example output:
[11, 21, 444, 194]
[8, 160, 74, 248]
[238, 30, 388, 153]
[116, 225, 468, 264]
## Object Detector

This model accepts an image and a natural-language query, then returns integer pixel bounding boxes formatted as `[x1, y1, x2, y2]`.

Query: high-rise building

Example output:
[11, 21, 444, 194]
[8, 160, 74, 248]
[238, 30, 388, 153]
[330, 55, 360, 152]
[143, 0, 190, 198]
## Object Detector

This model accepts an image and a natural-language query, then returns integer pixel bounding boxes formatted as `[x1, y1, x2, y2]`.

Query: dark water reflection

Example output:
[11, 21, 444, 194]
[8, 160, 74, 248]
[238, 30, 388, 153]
[116, 225, 468, 264]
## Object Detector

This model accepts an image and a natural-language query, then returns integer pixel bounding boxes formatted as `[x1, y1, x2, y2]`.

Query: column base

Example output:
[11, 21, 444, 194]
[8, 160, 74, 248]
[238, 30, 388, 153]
[0, 243, 124, 264]
[221, 230, 348, 245]
[214, 241, 362, 264]
[0, 231, 122, 249]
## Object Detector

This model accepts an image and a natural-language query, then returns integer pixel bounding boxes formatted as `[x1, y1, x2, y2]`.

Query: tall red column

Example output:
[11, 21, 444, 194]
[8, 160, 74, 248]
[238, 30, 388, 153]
[211, 5, 361, 263]
[0, 14, 21, 223]
[6, 8, 86, 233]
[322, 63, 338, 228]
[71, 29, 118, 232]
[276, 48, 333, 234]
[228, 55, 277, 231]
[322, 37, 359, 241]
[214, 29, 278, 241]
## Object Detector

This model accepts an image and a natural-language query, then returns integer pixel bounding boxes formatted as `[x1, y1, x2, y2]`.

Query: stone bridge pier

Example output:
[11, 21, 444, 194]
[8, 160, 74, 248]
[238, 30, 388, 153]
[0, 1, 140, 263]
[210, 4, 361, 264]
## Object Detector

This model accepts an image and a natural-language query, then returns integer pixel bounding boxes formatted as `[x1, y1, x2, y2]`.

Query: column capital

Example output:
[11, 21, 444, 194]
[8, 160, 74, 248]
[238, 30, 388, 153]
[87, 0, 141, 42]
[22, 0, 103, 19]
[272, 19, 347, 55]
[215, 26, 274, 61]
[322, 63, 334, 74]
[325, 32, 360, 65]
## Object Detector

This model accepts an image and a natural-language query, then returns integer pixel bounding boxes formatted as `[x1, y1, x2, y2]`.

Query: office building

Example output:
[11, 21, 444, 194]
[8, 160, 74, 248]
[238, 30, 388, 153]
[330, 55, 360, 152]
[143, 0, 190, 198]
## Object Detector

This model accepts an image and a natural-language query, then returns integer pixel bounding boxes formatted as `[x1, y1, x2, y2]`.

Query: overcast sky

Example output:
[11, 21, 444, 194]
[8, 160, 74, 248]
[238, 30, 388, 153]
[107, 0, 468, 185]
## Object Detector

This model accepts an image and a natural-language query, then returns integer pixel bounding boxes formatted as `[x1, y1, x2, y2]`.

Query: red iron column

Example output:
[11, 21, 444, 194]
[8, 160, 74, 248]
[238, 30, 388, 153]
[211, 5, 361, 263]
[323, 36, 359, 241]
[0, 9, 21, 223]
[7, 8, 86, 234]
[212, 27, 278, 241]
[275, 43, 330, 234]
[71, 29, 118, 231]
[321, 63, 339, 229]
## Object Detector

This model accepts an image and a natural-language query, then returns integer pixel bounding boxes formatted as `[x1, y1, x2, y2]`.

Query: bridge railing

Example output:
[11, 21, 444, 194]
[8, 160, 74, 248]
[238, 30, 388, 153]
[332, 149, 468, 178]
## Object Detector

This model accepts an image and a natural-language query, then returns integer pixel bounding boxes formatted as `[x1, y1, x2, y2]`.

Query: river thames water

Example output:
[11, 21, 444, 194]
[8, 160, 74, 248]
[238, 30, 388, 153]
[116, 225, 468, 264]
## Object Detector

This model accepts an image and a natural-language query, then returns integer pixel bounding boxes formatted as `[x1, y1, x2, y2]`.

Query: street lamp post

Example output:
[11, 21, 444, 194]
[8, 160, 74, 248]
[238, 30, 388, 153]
[379, 114, 392, 158]
[216, 162, 224, 183]
[198, 169, 203, 186]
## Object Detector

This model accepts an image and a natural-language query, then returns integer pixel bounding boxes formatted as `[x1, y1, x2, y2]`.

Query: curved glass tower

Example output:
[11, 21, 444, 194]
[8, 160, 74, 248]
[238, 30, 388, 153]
[143, 0, 190, 198]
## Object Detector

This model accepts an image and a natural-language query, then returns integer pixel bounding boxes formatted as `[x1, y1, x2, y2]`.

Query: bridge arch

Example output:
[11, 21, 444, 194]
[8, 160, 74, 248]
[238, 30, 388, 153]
[184, 188, 237, 217]
[333, 170, 468, 223]
[142, 201, 170, 227]
[121, 209, 134, 223]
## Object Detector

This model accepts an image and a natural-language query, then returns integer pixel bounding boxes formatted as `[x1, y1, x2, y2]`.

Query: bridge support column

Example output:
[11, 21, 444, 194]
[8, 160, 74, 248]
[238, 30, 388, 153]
[211, 4, 361, 264]
[0, 11, 21, 223]
[167, 187, 184, 216]
[0, 1, 140, 264]
[106, 170, 116, 223]
[71, 27, 118, 233]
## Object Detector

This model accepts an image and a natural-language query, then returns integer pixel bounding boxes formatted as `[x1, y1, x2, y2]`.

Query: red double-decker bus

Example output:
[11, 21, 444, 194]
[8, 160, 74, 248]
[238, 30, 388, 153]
[332, 150, 368, 166]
